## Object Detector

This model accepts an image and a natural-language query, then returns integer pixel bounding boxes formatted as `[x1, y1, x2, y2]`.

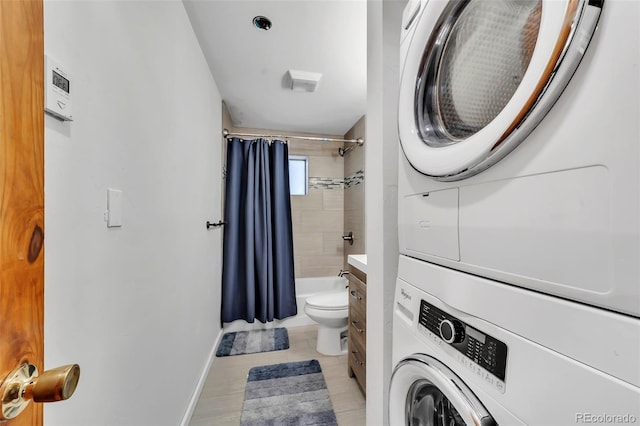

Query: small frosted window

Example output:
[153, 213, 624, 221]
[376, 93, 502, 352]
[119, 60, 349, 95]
[289, 156, 308, 196]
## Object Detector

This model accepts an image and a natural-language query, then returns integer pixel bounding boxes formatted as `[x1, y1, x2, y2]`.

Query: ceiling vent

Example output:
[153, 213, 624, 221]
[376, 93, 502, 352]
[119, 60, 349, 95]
[286, 69, 322, 93]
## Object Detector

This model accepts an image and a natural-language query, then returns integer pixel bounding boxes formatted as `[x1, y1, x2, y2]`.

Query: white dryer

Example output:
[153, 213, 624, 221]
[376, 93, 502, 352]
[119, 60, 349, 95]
[390, 256, 640, 425]
[398, 0, 640, 317]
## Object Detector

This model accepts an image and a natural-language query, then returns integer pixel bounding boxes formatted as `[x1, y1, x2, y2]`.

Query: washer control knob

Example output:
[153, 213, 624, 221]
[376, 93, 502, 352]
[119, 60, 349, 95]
[439, 319, 465, 344]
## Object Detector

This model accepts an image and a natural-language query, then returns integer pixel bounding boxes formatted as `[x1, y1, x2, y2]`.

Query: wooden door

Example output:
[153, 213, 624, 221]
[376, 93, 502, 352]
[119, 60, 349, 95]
[0, 0, 45, 425]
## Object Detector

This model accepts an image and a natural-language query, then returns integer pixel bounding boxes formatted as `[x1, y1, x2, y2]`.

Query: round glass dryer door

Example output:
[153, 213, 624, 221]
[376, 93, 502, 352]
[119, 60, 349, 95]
[389, 355, 496, 426]
[398, 0, 603, 181]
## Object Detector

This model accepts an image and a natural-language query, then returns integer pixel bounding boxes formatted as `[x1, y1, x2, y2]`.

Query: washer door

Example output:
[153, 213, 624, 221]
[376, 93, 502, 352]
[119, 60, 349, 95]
[398, 0, 603, 181]
[389, 354, 496, 426]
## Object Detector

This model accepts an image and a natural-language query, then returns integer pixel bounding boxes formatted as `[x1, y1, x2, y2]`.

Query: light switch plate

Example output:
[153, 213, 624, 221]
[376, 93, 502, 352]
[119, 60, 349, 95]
[107, 188, 123, 227]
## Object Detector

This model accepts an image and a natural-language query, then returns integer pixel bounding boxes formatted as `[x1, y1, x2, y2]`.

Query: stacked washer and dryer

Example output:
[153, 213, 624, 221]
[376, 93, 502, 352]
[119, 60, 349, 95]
[391, 0, 640, 424]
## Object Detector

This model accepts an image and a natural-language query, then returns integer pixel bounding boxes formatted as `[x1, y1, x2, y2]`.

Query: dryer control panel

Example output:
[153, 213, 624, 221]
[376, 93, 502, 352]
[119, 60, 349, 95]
[418, 300, 508, 386]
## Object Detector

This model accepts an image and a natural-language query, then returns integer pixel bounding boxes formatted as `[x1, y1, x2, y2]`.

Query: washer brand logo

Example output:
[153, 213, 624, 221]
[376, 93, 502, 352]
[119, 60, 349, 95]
[576, 413, 637, 424]
[400, 288, 412, 300]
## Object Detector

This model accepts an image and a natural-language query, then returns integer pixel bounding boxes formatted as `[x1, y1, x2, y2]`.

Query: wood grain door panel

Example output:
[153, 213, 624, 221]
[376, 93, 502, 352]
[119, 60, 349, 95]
[0, 0, 45, 424]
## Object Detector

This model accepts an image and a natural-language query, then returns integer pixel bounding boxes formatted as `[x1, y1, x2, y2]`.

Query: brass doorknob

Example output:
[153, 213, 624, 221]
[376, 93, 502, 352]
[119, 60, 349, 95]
[0, 363, 80, 420]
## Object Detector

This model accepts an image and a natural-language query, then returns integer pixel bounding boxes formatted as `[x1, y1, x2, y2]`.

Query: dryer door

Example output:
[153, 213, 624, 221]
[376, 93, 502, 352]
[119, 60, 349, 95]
[398, 0, 603, 181]
[389, 354, 495, 426]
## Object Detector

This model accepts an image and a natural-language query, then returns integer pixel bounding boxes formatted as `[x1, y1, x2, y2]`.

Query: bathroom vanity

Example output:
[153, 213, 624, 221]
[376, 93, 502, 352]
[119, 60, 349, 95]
[347, 255, 367, 394]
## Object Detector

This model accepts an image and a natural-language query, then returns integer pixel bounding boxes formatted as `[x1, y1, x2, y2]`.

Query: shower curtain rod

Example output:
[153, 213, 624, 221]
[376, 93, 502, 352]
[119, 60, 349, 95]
[223, 129, 364, 145]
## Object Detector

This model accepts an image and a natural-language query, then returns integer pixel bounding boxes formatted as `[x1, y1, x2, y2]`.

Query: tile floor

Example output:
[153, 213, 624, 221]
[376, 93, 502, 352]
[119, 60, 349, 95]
[189, 324, 366, 426]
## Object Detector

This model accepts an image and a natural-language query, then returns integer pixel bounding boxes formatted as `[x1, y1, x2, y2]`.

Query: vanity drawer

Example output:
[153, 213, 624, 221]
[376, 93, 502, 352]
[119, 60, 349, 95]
[349, 292, 367, 349]
[348, 328, 367, 391]
[349, 311, 366, 348]
[348, 273, 367, 311]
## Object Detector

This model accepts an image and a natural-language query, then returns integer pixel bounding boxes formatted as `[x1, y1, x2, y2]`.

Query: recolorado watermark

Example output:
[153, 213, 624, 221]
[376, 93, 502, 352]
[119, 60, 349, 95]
[576, 413, 638, 424]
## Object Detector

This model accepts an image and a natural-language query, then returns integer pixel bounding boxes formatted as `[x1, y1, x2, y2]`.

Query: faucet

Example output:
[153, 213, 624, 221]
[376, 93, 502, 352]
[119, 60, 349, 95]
[339, 269, 350, 288]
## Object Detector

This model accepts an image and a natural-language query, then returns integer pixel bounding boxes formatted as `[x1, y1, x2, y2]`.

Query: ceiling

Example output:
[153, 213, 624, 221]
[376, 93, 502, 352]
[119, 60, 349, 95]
[183, 0, 367, 136]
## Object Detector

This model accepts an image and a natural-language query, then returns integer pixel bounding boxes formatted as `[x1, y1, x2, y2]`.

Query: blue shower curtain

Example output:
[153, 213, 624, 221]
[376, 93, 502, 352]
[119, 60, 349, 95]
[221, 137, 297, 323]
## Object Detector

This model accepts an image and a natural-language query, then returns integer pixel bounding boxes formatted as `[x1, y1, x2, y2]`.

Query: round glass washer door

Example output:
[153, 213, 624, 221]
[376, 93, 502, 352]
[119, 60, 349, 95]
[389, 354, 496, 426]
[398, 0, 603, 181]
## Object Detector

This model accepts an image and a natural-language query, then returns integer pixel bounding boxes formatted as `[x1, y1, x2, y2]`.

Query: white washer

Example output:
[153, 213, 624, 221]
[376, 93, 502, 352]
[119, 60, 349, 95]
[390, 256, 640, 425]
[398, 0, 640, 317]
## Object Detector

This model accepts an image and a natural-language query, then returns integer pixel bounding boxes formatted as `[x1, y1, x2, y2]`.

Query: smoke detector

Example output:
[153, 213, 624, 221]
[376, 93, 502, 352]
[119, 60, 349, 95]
[286, 69, 322, 93]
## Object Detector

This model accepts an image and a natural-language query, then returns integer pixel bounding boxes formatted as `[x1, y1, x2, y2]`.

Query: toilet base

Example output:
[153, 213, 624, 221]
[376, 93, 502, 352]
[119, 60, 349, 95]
[315, 325, 348, 356]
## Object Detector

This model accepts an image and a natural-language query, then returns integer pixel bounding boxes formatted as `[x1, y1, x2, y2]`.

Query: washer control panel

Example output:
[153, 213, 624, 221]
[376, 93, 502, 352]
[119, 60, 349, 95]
[418, 300, 508, 384]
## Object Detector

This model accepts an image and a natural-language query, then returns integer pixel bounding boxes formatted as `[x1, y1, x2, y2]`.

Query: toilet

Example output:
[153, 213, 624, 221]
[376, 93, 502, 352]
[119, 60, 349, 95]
[304, 290, 349, 356]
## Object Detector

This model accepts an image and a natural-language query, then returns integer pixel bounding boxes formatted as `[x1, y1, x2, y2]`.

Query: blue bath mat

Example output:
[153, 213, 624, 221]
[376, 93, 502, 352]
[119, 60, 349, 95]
[216, 328, 289, 357]
[240, 359, 338, 426]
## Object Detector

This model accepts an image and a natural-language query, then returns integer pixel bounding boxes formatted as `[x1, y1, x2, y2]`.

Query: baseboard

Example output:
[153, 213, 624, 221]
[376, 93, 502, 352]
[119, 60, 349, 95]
[180, 329, 223, 426]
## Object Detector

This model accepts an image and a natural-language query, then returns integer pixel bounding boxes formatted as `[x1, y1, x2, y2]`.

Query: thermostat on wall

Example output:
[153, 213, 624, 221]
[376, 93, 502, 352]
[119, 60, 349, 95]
[45, 55, 73, 121]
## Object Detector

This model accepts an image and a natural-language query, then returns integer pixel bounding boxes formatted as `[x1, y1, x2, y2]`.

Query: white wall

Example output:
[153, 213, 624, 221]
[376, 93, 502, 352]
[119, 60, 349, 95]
[44, 2, 223, 424]
[366, 0, 404, 424]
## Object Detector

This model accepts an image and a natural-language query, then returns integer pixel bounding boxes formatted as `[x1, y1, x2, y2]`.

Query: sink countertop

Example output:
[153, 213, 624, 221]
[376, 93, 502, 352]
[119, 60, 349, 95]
[347, 254, 367, 274]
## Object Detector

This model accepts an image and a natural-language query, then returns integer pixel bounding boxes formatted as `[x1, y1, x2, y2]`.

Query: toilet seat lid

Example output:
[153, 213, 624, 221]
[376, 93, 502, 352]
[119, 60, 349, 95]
[305, 291, 348, 310]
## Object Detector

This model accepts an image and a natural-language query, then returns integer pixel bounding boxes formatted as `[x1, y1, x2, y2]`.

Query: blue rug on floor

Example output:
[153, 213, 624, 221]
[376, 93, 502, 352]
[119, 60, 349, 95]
[216, 328, 289, 357]
[240, 359, 338, 426]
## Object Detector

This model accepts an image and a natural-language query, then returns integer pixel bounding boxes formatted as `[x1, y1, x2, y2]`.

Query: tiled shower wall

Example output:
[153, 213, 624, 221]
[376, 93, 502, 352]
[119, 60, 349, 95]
[221, 122, 343, 277]
[343, 116, 366, 269]
[222, 104, 364, 278]
[289, 139, 345, 277]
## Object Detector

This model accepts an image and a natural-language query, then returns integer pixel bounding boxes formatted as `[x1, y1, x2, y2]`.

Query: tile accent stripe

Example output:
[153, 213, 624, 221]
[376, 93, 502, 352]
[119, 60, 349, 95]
[308, 169, 364, 190]
[309, 177, 344, 190]
[344, 169, 364, 188]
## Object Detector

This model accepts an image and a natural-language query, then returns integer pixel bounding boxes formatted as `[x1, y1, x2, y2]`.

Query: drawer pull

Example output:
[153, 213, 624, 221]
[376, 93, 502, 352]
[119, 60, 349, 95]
[351, 351, 364, 366]
[350, 290, 362, 301]
[351, 320, 364, 334]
